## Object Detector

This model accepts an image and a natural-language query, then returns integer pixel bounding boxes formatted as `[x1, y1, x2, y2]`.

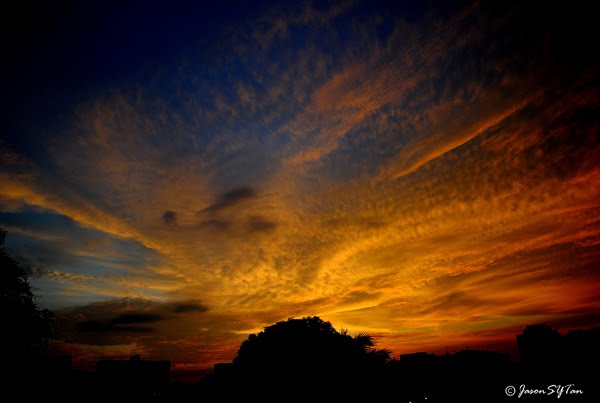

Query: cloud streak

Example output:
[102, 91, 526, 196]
[202, 187, 256, 213]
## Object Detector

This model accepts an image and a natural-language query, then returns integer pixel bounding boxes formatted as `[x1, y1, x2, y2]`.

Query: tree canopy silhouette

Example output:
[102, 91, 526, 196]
[219, 316, 390, 395]
[0, 228, 54, 365]
[234, 316, 390, 371]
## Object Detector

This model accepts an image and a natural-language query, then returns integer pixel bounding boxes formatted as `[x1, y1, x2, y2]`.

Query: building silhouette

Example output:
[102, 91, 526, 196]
[96, 355, 170, 397]
[516, 323, 561, 366]
[517, 323, 600, 371]
[10, 321, 598, 402]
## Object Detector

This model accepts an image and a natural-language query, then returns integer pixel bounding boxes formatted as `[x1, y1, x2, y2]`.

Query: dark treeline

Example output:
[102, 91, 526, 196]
[10, 318, 600, 402]
[1, 229, 55, 380]
[2, 229, 598, 402]
[190, 317, 598, 402]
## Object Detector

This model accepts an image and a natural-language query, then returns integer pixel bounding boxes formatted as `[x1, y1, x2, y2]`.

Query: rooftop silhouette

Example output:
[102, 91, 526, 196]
[196, 318, 598, 402]
[96, 355, 171, 398]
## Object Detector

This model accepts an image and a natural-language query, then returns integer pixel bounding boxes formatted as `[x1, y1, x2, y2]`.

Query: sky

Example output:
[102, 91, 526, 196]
[1, 0, 599, 375]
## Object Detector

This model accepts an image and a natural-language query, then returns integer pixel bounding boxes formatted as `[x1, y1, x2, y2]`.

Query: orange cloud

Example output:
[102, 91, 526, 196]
[2, 0, 599, 373]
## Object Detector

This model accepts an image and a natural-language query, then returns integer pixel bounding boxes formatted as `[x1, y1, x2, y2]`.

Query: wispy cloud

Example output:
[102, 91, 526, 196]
[202, 187, 256, 213]
[1, 0, 599, 369]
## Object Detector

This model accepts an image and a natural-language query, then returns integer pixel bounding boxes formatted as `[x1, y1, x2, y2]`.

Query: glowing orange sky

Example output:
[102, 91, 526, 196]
[1, 1, 599, 373]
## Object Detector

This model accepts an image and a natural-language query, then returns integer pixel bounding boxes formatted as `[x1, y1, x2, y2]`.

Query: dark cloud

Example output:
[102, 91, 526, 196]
[162, 210, 177, 225]
[74, 311, 163, 334]
[75, 320, 111, 332]
[197, 215, 277, 234]
[203, 187, 255, 213]
[172, 302, 209, 314]
[248, 215, 277, 232]
[76, 320, 154, 333]
[110, 312, 163, 325]
[58, 297, 210, 345]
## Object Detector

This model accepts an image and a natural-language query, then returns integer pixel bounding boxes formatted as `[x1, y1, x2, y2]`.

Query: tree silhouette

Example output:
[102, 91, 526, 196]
[0, 228, 55, 366]
[214, 316, 391, 397]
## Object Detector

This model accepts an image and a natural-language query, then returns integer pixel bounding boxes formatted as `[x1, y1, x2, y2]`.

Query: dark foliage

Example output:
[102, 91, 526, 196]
[234, 316, 389, 372]
[0, 228, 55, 364]
[203, 316, 391, 398]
